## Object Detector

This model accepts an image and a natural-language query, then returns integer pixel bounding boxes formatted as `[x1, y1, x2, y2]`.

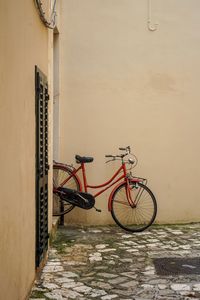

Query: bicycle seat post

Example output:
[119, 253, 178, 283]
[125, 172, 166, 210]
[81, 162, 88, 192]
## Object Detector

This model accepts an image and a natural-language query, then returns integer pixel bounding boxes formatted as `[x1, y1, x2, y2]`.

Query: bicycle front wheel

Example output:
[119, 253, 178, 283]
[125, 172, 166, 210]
[111, 181, 157, 232]
[53, 165, 80, 216]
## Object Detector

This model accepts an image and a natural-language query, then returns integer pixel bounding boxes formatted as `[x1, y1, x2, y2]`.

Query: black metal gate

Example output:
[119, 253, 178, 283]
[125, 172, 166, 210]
[35, 66, 49, 267]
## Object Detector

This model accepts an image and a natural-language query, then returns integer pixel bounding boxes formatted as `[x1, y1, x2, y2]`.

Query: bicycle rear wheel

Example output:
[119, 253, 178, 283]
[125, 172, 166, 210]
[111, 181, 157, 232]
[53, 165, 80, 216]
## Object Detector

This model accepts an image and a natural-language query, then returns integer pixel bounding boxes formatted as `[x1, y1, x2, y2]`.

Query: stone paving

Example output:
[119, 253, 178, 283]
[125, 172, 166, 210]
[30, 223, 200, 300]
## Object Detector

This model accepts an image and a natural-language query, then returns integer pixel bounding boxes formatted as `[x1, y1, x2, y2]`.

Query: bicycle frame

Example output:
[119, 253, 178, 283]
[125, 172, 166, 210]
[82, 162, 127, 197]
[55, 161, 142, 210]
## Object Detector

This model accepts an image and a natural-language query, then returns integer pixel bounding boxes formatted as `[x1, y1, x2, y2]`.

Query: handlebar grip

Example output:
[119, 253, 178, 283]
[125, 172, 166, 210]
[105, 155, 113, 158]
[119, 147, 126, 151]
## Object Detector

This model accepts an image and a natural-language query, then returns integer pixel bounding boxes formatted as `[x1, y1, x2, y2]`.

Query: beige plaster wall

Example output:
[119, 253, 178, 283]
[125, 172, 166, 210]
[0, 1, 53, 299]
[59, 0, 200, 225]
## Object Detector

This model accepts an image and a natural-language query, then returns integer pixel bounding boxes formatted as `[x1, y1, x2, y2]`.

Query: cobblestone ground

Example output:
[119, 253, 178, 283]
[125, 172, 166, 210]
[30, 224, 200, 300]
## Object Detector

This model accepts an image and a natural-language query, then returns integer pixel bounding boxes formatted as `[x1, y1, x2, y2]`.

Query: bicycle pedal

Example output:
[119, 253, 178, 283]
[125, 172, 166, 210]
[94, 207, 101, 213]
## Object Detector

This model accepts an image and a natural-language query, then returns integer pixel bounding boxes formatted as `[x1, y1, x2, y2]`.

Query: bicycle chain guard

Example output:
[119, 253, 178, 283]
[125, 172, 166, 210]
[57, 187, 95, 210]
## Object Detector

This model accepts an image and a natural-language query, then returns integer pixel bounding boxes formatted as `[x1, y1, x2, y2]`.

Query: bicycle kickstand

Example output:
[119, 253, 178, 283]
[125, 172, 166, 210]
[94, 207, 102, 213]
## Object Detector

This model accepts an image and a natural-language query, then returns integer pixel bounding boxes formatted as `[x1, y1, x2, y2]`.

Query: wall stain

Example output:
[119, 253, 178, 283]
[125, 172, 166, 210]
[149, 73, 176, 92]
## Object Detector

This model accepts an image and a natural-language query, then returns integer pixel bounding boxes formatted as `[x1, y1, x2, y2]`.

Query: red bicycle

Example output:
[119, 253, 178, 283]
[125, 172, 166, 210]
[53, 146, 157, 232]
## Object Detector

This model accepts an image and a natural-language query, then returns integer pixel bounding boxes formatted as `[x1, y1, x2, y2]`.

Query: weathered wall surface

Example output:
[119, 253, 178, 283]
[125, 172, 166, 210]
[59, 0, 200, 225]
[0, 1, 52, 299]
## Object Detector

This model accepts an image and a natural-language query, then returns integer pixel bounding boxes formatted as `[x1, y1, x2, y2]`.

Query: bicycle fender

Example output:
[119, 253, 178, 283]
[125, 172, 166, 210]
[108, 178, 141, 211]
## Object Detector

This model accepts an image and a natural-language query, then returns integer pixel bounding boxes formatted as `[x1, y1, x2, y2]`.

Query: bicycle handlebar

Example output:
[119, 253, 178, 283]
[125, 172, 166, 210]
[105, 153, 128, 159]
[105, 146, 131, 158]
[105, 146, 132, 161]
[105, 146, 137, 167]
[119, 146, 131, 153]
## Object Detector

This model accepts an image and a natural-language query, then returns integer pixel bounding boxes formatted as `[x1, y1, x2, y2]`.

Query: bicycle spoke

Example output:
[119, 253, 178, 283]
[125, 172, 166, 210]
[114, 200, 132, 207]
[53, 166, 80, 216]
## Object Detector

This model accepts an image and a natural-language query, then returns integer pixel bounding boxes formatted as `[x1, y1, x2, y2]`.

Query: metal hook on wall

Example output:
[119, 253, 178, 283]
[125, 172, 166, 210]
[148, 0, 159, 31]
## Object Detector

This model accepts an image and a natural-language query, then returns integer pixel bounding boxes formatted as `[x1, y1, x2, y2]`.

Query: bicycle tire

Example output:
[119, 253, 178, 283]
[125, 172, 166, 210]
[53, 165, 80, 216]
[111, 181, 157, 232]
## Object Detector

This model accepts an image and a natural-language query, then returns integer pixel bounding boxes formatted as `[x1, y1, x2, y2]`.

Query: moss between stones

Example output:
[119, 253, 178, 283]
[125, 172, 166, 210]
[52, 242, 68, 254]
[51, 232, 75, 254]
[30, 290, 50, 299]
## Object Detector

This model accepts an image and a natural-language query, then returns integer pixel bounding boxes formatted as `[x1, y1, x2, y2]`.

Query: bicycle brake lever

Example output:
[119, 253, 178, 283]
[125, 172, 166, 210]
[106, 158, 115, 163]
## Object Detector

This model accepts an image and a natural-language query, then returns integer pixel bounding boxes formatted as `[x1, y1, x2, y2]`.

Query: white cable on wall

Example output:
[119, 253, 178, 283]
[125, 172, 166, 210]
[34, 0, 57, 29]
[148, 0, 159, 31]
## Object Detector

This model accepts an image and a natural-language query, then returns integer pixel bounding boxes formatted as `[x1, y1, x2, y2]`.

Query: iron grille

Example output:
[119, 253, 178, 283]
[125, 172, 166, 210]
[35, 66, 49, 267]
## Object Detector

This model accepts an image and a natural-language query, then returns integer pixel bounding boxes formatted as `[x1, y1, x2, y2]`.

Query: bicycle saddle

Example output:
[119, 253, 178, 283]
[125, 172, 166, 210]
[75, 155, 94, 164]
